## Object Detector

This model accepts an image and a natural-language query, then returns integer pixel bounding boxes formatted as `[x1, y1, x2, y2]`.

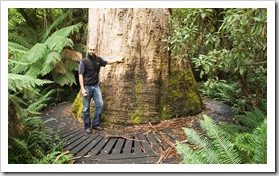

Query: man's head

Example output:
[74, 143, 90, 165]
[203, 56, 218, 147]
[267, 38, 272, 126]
[87, 45, 96, 56]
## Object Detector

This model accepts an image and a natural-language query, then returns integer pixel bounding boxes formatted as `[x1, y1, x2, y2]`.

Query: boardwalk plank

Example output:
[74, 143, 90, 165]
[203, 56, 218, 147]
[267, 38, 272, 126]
[65, 133, 91, 151]
[75, 135, 103, 157]
[137, 134, 153, 154]
[76, 156, 158, 164]
[122, 139, 133, 155]
[134, 136, 143, 154]
[89, 137, 108, 156]
[69, 133, 99, 155]
[100, 138, 117, 155]
[145, 133, 160, 152]
[64, 131, 86, 148]
[42, 102, 180, 164]
[61, 128, 82, 139]
[111, 138, 125, 155]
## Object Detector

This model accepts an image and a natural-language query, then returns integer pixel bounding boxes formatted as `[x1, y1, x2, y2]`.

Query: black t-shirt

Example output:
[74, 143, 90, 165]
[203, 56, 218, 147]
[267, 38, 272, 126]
[79, 55, 107, 86]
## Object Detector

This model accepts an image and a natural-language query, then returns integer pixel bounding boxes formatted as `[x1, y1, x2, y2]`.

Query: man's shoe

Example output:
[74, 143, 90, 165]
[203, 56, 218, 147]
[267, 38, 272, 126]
[85, 128, 92, 134]
[93, 126, 104, 131]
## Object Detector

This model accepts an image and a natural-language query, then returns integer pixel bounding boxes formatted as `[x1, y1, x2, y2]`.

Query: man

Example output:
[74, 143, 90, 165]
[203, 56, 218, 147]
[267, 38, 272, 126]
[79, 45, 124, 134]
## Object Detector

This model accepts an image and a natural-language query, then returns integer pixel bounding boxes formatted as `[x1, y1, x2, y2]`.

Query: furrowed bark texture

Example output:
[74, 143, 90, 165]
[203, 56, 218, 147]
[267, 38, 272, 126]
[85, 8, 203, 125]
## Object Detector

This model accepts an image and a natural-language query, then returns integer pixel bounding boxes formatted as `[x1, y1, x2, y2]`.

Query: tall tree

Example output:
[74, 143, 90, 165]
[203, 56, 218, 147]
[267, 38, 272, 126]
[76, 8, 203, 125]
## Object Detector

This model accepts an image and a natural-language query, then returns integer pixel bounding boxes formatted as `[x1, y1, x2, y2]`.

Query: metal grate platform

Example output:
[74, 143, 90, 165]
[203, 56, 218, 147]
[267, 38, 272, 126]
[41, 103, 179, 164]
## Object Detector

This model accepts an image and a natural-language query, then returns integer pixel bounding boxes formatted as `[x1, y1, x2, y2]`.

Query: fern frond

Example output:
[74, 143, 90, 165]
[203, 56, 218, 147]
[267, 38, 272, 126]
[45, 35, 74, 53]
[61, 49, 82, 61]
[234, 119, 267, 163]
[41, 51, 62, 76]
[25, 115, 41, 126]
[200, 115, 242, 164]
[27, 89, 55, 112]
[8, 73, 53, 92]
[52, 71, 76, 86]
[183, 128, 220, 164]
[37, 151, 61, 164]
[33, 148, 46, 159]
[218, 122, 248, 138]
[41, 9, 73, 42]
[26, 43, 48, 64]
[25, 59, 45, 77]
[73, 43, 87, 55]
[235, 133, 254, 154]
[8, 32, 33, 49]
[235, 107, 265, 130]
[252, 119, 267, 163]
[64, 58, 79, 72]
[8, 41, 28, 52]
[11, 24, 39, 45]
[8, 59, 29, 74]
[9, 137, 32, 157]
[53, 22, 83, 38]
[176, 141, 203, 164]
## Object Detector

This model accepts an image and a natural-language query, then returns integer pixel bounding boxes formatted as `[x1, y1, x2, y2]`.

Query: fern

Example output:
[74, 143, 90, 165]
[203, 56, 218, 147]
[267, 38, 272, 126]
[176, 141, 203, 164]
[8, 41, 28, 53]
[25, 60, 45, 77]
[11, 24, 39, 45]
[45, 35, 74, 53]
[176, 115, 242, 164]
[53, 22, 83, 38]
[64, 59, 79, 71]
[26, 89, 55, 113]
[182, 128, 221, 164]
[8, 60, 29, 73]
[52, 71, 76, 86]
[218, 121, 249, 137]
[8, 137, 38, 163]
[200, 115, 242, 164]
[41, 51, 62, 76]
[8, 32, 33, 49]
[41, 9, 73, 42]
[177, 111, 267, 164]
[8, 73, 53, 92]
[235, 119, 267, 163]
[26, 43, 48, 64]
[234, 107, 265, 130]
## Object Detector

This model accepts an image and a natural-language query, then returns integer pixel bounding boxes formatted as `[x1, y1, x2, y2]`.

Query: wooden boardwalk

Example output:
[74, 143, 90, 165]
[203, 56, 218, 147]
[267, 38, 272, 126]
[41, 103, 179, 164]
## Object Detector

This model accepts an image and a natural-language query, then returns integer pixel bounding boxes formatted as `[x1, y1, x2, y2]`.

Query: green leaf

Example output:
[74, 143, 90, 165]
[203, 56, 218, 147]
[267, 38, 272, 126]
[201, 13, 206, 19]
[8, 73, 53, 92]
[239, 67, 245, 75]
[27, 43, 47, 64]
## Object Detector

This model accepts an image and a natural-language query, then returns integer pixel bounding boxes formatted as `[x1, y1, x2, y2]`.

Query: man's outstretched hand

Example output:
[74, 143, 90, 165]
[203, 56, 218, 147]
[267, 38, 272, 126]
[118, 57, 124, 63]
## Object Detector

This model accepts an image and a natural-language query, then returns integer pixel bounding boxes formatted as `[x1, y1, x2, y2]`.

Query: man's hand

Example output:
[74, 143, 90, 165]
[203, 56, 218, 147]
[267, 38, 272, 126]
[81, 88, 87, 96]
[117, 57, 124, 63]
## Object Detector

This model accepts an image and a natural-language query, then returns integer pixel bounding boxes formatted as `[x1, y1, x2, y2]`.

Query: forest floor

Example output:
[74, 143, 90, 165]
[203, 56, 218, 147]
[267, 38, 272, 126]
[42, 97, 236, 163]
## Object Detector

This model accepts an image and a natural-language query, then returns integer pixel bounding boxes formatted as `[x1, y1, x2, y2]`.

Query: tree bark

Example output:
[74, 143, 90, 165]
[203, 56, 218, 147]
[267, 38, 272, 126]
[78, 8, 203, 125]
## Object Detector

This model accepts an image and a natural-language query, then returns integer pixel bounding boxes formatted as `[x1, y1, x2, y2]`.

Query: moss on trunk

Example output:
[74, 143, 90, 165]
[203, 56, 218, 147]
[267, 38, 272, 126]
[159, 69, 204, 119]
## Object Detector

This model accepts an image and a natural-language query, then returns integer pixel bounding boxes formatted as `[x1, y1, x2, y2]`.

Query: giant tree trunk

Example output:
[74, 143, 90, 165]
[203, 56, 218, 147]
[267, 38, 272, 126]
[73, 8, 203, 125]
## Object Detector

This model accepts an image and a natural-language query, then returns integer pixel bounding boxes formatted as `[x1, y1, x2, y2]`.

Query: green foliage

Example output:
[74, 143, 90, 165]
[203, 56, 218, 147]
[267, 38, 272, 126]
[176, 109, 267, 164]
[177, 115, 242, 164]
[234, 119, 267, 164]
[8, 9, 86, 87]
[167, 8, 267, 113]
[8, 73, 53, 92]
[7, 8, 86, 163]
[234, 107, 266, 131]
[8, 73, 72, 163]
[42, 9, 73, 42]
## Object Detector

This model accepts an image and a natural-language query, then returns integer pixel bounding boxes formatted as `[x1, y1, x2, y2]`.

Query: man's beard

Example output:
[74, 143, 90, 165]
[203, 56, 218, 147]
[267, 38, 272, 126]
[87, 53, 95, 57]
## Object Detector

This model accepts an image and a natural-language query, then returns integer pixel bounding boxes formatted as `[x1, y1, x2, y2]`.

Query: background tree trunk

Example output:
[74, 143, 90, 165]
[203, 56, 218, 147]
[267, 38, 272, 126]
[78, 8, 203, 125]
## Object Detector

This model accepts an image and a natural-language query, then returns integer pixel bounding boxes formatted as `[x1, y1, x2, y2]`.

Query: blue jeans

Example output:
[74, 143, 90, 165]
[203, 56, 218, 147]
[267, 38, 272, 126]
[82, 84, 104, 129]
